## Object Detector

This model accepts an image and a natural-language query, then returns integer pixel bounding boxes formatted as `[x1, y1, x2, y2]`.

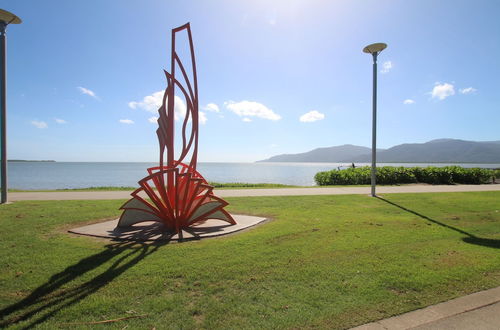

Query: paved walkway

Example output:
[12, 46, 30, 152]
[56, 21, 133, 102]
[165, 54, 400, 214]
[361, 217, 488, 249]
[7, 184, 500, 201]
[351, 286, 500, 330]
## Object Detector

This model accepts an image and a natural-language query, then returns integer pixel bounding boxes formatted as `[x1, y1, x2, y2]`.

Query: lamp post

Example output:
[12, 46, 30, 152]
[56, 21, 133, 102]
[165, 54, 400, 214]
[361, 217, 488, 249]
[363, 42, 387, 197]
[0, 9, 22, 204]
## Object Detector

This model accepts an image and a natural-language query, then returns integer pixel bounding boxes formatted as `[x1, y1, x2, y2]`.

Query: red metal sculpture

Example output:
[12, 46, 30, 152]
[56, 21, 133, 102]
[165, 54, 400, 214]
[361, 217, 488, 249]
[118, 23, 236, 233]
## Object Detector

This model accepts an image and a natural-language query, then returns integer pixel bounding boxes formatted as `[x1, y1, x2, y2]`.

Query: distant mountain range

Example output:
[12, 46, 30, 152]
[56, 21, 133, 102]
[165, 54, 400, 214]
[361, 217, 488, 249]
[258, 139, 500, 163]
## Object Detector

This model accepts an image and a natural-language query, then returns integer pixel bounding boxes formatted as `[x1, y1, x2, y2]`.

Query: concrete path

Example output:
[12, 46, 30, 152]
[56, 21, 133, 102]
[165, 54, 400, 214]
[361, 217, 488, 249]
[7, 184, 500, 201]
[351, 286, 500, 330]
[69, 215, 267, 242]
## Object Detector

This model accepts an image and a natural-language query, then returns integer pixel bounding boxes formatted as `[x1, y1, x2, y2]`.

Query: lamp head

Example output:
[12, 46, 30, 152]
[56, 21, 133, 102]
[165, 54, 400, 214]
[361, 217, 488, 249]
[363, 43, 387, 54]
[0, 9, 22, 25]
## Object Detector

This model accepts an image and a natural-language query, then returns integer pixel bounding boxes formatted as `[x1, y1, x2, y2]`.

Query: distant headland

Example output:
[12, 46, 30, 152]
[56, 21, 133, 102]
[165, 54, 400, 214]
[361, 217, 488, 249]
[8, 160, 56, 162]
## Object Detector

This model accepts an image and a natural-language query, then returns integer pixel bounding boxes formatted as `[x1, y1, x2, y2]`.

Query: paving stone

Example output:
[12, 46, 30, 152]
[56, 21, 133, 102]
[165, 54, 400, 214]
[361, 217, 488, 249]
[69, 214, 267, 242]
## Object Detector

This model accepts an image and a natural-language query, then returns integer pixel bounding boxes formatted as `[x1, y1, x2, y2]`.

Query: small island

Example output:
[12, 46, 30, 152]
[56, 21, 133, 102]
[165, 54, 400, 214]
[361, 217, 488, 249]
[8, 160, 56, 162]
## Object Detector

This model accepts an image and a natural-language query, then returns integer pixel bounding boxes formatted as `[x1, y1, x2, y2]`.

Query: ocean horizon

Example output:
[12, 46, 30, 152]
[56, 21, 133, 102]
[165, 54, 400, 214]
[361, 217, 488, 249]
[6, 161, 500, 190]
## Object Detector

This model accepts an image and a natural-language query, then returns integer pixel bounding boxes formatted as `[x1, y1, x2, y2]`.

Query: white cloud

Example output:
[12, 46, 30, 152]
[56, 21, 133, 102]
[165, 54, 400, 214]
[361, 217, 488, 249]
[403, 99, 415, 105]
[129, 91, 186, 120]
[431, 82, 455, 100]
[380, 61, 392, 74]
[131, 92, 207, 125]
[242, 117, 252, 122]
[119, 119, 134, 124]
[77, 86, 99, 99]
[203, 103, 220, 112]
[55, 118, 67, 124]
[225, 100, 281, 121]
[299, 110, 325, 123]
[31, 120, 48, 129]
[199, 111, 207, 125]
[459, 87, 477, 94]
[128, 91, 163, 112]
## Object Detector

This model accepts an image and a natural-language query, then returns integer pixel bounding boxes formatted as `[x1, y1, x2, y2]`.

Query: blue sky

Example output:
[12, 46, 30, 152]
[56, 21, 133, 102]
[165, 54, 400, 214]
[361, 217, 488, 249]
[3, 0, 500, 162]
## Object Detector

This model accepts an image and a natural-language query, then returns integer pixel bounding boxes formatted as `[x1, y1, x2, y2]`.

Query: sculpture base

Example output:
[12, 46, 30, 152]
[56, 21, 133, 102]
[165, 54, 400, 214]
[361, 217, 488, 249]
[69, 214, 267, 242]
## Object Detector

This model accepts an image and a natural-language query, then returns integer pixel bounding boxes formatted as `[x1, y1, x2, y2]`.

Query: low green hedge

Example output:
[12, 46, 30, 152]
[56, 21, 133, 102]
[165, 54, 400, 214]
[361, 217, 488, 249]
[315, 166, 494, 186]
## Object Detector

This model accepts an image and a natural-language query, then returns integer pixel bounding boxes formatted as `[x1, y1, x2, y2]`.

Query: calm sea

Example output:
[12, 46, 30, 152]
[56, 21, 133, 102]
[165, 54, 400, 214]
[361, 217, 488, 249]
[7, 161, 500, 190]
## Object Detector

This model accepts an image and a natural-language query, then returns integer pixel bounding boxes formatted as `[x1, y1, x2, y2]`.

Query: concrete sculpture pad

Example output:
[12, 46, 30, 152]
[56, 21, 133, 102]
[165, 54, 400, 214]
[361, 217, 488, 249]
[69, 214, 266, 242]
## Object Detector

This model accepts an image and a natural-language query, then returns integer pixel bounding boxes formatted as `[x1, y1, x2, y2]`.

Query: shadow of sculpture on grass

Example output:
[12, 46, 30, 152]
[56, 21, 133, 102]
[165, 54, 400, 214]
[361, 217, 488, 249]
[377, 197, 500, 249]
[107, 220, 232, 242]
[0, 241, 163, 329]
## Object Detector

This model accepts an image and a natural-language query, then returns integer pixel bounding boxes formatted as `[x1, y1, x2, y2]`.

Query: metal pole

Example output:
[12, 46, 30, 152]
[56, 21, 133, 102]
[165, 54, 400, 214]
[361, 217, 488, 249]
[371, 52, 378, 197]
[0, 22, 7, 204]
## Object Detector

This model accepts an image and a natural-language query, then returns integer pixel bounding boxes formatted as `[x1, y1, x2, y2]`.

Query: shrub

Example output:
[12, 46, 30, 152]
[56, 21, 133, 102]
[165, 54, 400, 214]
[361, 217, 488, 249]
[456, 167, 493, 184]
[314, 171, 331, 186]
[376, 166, 417, 184]
[418, 166, 453, 184]
[314, 166, 494, 186]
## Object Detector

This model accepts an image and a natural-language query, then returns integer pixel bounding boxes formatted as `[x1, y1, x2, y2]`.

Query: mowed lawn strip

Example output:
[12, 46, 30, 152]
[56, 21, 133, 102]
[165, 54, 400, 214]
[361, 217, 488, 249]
[0, 192, 499, 329]
[7, 183, 298, 192]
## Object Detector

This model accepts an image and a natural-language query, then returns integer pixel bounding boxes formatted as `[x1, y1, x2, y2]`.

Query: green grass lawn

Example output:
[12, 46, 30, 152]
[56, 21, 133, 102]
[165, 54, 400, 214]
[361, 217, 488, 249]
[8, 183, 397, 192]
[0, 192, 499, 329]
[7, 183, 298, 192]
